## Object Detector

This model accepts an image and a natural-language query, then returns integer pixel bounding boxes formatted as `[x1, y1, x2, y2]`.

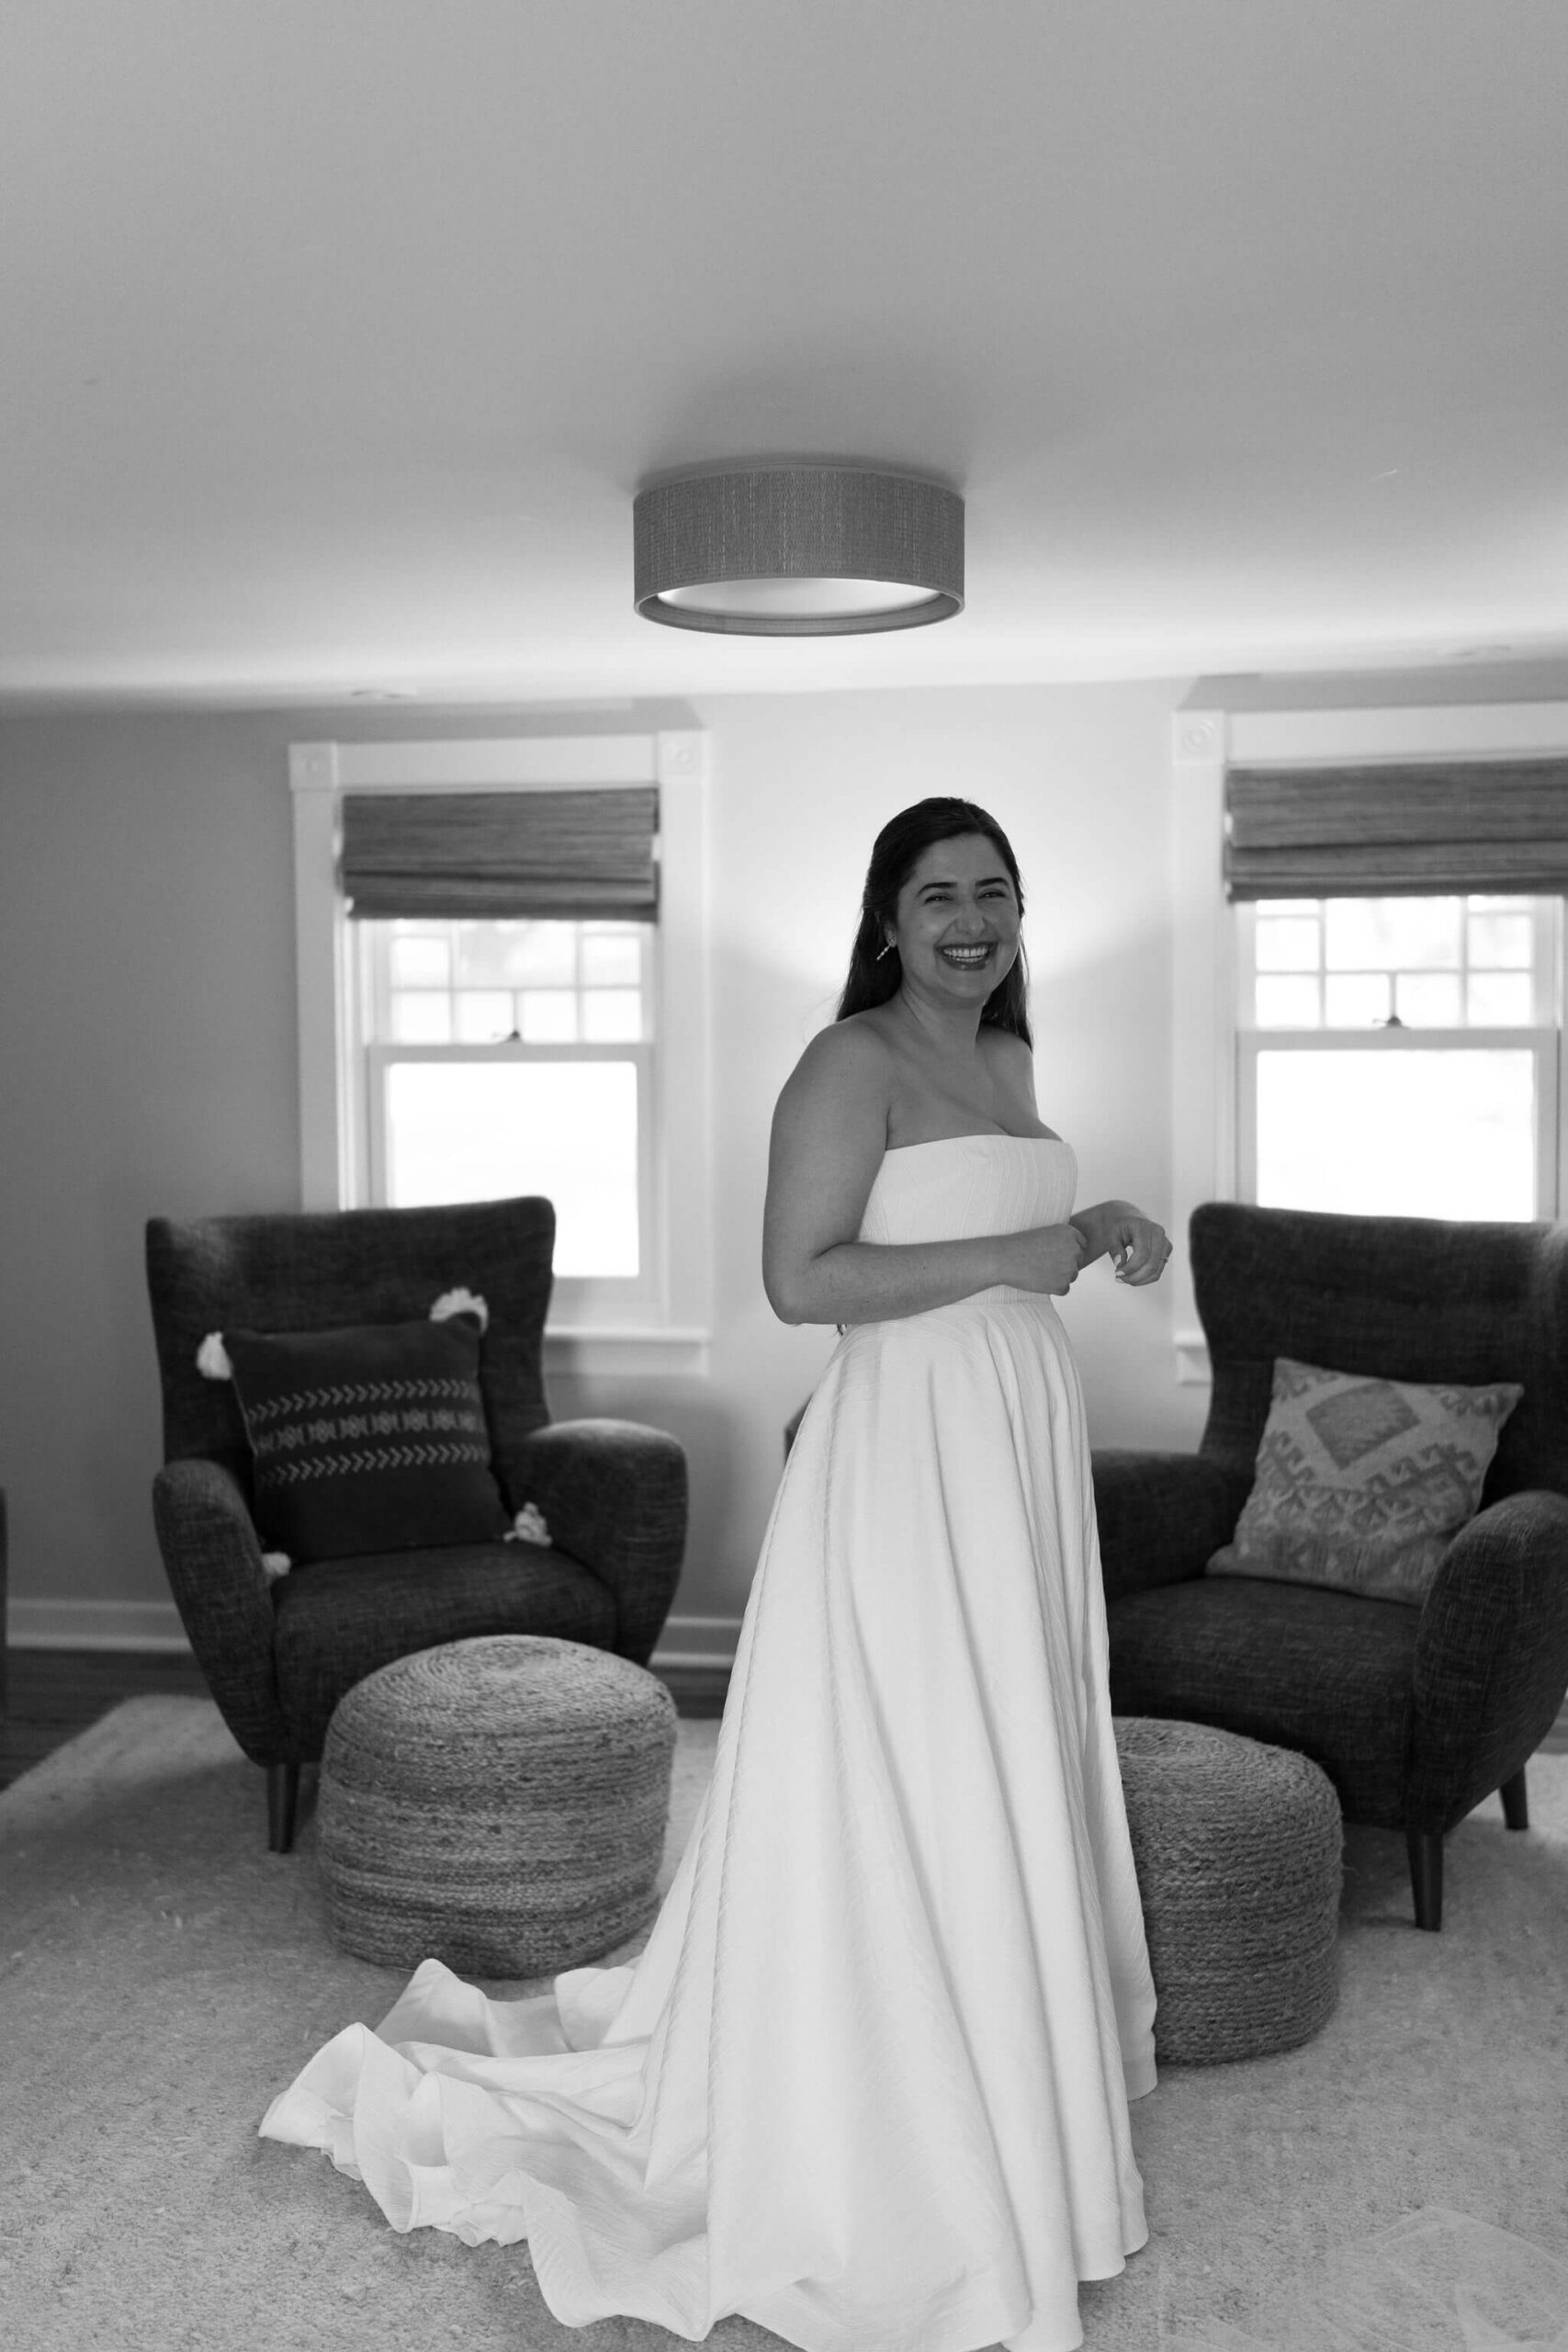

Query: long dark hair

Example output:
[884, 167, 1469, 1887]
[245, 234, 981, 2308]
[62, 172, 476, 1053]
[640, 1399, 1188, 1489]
[834, 797, 1032, 1046]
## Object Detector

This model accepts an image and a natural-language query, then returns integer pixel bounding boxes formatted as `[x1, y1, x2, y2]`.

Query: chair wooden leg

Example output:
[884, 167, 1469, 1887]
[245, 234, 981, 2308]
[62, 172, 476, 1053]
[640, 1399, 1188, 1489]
[1500, 1767, 1529, 1831]
[1406, 1827, 1443, 1930]
[267, 1761, 301, 1854]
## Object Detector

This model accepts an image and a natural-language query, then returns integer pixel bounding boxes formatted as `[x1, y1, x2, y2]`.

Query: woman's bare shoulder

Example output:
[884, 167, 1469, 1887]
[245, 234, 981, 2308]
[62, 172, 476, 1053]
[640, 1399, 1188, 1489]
[978, 1024, 1034, 1078]
[790, 1011, 895, 1082]
[774, 1014, 893, 1131]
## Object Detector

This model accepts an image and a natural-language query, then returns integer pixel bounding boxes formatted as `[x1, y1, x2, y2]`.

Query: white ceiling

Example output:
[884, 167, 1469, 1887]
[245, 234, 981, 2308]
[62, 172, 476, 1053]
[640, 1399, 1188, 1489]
[4, 1, 1567, 708]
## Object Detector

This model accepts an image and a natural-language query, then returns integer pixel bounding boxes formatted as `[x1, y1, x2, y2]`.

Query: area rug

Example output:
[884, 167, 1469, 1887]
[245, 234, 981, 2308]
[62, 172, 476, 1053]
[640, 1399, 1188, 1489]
[1, 1700, 1564, 2352]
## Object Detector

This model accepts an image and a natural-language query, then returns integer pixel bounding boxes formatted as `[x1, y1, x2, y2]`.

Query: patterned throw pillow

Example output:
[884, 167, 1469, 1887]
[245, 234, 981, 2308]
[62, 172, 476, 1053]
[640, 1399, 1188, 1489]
[1206, 1356, 1523, 1604]
[223, 1315, 509, 1566]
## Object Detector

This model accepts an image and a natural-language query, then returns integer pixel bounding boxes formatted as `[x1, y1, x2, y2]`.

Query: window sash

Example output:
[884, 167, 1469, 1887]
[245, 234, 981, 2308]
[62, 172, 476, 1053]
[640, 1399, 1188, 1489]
[367, 1040, 659, 1313]
[365, 916, 653, 1047]
[1234, 896, 1562, 1217]
[1235, 897, 1558, 1031]
[1236, 1028, 1559, 1218]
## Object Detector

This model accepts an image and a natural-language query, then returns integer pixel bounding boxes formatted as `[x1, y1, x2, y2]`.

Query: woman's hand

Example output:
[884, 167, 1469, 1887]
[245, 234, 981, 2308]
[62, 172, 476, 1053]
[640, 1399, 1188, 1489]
[1103, 1212, 1173, 1285]
[1070, 1198, 1173, 1284]
[998, 1222, 1090, 1296]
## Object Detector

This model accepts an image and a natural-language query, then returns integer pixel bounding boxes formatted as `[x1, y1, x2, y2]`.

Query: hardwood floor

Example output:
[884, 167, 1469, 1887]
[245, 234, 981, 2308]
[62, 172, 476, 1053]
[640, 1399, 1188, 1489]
[0, 1647, 731, 1795]
[4, 1645, 1560, 1799]
[0, 1646, 211, 1792]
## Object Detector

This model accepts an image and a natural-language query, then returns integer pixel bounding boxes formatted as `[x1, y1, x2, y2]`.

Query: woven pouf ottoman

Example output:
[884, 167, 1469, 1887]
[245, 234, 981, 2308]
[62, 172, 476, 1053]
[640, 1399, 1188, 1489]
[318, 1634, 677, 1975]
[1113, 1717, 1342, 2064]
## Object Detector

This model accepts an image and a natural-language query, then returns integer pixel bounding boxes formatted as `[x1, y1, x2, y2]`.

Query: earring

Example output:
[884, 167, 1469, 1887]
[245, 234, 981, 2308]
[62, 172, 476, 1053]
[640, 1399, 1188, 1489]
[875, 938, 897, 962]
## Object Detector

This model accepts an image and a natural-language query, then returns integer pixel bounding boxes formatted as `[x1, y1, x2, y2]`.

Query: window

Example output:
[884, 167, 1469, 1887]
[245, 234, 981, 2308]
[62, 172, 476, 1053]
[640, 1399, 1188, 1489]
[365, 916, 654, 1281]
[1223, 738, 1568, 1227]
[288, 733, 711, 1371]
[1237, 894, 1560, 1220]
[1168, 704, 1568, 1387]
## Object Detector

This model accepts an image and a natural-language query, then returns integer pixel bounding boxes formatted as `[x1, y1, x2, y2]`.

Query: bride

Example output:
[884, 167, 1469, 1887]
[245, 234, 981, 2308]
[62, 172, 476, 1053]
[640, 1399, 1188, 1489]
[262, 796, 1170, 2352]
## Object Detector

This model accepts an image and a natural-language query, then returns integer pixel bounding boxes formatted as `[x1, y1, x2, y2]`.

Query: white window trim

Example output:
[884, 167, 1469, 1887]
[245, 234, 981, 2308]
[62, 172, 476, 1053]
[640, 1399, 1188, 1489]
[289, 730, 712, 1377]
[1170, 701, 1568, 1387]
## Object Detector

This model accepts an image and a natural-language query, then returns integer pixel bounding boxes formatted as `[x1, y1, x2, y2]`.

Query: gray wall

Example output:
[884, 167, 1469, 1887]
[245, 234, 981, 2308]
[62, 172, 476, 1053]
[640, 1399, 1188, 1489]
[1, 713, 302, 1630]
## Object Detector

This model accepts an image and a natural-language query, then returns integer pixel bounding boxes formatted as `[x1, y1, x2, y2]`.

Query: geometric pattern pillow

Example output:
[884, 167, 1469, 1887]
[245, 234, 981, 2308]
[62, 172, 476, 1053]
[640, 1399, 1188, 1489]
[1206, 1355, 1523, 1605]
[223, 1315, 509, 1566]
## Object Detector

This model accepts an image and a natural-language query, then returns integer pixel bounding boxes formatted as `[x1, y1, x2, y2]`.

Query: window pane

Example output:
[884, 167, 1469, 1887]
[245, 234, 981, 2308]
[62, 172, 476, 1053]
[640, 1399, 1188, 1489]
[449, 922, 514, 988]
[519, 990, 578, 1043]
[1256, 1049, 1537, 1219]
[1324, 898, 1462, 970]
[1394, 972, 1461, 1026]
[581, 989, 643, 1042]
[1255, 917, 1320, 973]
[389, 934, 451, 988]
[1467, 971, 1534, 1026]
[1324, 973, 1391, 1026]
[389, 992, 452, 1044]
[1468, 912, 1534, 969]
[1256, 976, 1321, 1028]
[451, 921, 579, 989]
[382, 1060, 640, 1275]
[579, 931, 642, 987]
[453, 990, 515, 1043]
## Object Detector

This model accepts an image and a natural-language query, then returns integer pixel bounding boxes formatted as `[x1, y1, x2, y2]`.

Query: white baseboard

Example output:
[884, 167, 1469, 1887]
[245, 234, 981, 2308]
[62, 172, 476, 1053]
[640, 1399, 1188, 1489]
[6, 1597, 742, 1671]
[650, 1615, 741, 1671]
[8, 1598, 192, 1652]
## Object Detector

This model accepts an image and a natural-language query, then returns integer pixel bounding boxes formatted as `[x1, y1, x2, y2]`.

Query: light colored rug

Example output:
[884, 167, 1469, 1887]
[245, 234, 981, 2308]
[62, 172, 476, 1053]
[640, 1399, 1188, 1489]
[1, 1699, 1565, 2352]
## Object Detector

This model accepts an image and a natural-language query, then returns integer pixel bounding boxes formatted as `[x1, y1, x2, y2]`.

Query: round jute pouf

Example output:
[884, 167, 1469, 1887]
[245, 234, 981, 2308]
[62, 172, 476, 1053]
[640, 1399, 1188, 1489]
[318, 1635, 677, 1975]
[1113, 1717, 1343, 2065]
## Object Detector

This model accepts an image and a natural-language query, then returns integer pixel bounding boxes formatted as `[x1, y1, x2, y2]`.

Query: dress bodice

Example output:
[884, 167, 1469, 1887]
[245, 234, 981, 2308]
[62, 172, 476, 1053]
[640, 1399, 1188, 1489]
[857, 1133, 1077, 1247]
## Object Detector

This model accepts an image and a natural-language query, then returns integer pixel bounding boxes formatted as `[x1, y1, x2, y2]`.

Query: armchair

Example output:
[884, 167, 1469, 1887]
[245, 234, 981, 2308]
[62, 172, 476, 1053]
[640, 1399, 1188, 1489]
[146, 1195, 687, 1852]
[1098, 1203, 1568, 1928]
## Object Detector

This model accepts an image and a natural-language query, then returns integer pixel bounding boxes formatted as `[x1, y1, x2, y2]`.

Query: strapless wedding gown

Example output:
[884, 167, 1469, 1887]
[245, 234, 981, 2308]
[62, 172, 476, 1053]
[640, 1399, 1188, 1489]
[260, 1134, 1156, 2352]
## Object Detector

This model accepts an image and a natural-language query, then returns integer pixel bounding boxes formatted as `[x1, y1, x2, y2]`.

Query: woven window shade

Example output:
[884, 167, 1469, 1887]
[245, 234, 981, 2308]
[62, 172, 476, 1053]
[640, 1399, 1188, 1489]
[340, 789, 659, 921]
[1224, 760, 1568, 899]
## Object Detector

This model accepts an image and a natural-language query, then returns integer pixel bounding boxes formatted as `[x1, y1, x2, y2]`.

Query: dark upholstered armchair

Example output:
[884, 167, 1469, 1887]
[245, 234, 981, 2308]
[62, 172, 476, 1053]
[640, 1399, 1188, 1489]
[146, 1195, 687, 1852]
[1098, 1203, 1568, 1929]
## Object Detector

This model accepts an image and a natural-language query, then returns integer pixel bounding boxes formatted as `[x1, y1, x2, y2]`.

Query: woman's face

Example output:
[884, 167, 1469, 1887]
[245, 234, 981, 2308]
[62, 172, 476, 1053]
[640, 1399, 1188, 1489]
[888, 832, 1021, 1007]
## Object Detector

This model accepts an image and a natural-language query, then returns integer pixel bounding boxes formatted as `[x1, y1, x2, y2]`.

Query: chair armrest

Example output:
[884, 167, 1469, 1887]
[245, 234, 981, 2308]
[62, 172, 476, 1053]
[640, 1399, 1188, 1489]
[1090, 1450, 1248, 1601]
[513, 1419, 687, 1668]
[151, 1459, 290, 1764]
[1406, 1487, 1568, 1830]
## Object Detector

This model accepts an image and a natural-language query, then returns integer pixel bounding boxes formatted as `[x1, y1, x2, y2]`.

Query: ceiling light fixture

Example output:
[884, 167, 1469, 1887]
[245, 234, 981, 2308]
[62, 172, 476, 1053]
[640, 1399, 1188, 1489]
[634, 464, 964, 635]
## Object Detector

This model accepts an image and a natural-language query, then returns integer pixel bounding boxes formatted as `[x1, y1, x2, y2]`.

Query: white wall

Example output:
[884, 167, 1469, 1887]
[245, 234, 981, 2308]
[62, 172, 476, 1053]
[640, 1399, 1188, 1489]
[0, 683, 1201, 1651]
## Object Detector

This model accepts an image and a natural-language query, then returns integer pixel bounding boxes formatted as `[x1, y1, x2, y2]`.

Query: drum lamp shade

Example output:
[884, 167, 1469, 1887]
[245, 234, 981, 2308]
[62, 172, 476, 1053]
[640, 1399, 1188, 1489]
[633, 466, 964, 635]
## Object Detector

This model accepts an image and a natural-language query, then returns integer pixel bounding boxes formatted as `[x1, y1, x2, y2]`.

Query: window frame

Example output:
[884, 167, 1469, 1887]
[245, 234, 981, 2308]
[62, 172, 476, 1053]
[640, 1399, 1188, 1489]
[1170, 701, 1568, 1386]
[288, 730, 712, 1374]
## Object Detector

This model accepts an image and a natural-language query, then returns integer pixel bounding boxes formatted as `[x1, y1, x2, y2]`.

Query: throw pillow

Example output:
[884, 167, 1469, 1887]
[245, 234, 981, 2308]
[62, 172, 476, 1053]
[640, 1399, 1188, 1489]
[222, 1315, 510, 1566]
[1206, 1355, 1523, 1604]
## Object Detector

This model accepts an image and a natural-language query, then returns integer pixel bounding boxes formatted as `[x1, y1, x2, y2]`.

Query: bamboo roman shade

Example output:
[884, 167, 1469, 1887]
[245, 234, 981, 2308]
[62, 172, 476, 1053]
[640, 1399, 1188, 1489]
[1224, 759, 1568, 899]
[340, 788, 659, 921]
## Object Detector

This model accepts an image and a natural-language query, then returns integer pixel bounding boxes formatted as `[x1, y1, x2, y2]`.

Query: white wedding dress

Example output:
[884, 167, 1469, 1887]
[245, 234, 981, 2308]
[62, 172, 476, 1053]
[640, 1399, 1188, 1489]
[260, 1134, 1157, 2352]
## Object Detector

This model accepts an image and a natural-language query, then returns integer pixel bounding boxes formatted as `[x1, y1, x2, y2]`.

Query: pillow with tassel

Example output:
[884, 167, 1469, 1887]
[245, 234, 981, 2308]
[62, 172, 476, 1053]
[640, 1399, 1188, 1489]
[197, 1294, 510, 1566]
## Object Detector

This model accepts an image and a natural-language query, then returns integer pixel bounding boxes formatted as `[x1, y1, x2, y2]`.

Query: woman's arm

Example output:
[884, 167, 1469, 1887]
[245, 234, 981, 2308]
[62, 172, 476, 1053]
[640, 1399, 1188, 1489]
[1072, 1198, 1172, 1285]
[761, 1024, 1086, 1326]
